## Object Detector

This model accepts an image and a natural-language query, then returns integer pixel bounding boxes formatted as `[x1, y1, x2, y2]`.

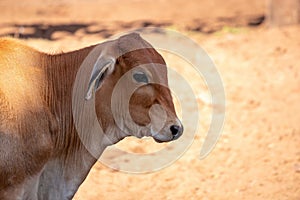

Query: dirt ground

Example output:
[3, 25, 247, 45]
[0, 0, 299, 199]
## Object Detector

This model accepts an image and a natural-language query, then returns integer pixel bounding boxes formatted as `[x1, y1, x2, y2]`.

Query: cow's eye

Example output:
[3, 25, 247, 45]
[133, 71, 149, 83]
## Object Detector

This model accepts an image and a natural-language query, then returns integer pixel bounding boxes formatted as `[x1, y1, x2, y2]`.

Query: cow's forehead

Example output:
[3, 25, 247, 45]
[115, 33, 168, 83]
[123, 48, 165, 63]
[118, 48, 167, 78]
[117, 33, 152, 52]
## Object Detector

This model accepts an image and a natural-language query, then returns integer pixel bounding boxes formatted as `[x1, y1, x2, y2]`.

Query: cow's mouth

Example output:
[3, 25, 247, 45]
[152, 133, 179, 143]
[153, 135, 181, 143]
[153, 137, 166, 143]
[150, 123, 183, 143]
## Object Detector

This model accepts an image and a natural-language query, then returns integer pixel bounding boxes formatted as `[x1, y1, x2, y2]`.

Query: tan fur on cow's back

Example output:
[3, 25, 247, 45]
[0, 38, 53, 189]
[0, 38, 43, 113]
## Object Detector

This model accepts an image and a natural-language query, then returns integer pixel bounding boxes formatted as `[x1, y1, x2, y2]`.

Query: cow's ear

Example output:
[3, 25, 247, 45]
[85, 55, 115, 100]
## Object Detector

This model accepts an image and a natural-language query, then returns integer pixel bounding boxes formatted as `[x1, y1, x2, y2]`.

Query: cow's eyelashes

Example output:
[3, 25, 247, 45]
[133, 72, 149, 83]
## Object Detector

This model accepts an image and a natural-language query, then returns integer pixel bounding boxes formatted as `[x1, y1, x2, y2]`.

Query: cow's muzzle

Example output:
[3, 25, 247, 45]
[152, 122, 183, 143]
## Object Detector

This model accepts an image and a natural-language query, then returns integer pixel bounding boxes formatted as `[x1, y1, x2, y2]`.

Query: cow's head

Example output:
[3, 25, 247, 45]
[86, 33, 183, 144]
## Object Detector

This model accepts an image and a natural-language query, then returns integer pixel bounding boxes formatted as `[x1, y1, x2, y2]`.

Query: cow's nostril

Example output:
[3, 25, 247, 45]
[170, 125, 180, 136]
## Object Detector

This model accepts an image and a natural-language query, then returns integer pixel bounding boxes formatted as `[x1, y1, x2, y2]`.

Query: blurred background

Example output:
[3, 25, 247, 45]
[0, 0, 299, 199]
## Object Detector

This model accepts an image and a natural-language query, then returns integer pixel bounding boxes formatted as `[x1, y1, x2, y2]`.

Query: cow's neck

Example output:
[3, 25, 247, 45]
[44, 46, 94, 154]
[40, 45, 109, 198]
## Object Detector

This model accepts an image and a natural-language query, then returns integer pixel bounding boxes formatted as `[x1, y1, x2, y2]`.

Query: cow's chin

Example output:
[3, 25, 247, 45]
[153, 137, 167, 143]
[130, 127, 152, 139]
[126, 125, 177, 143]
[151, 132, 175, 143]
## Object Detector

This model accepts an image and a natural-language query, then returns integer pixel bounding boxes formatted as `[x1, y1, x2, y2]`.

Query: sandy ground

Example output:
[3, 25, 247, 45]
[0, 0, 299, 199]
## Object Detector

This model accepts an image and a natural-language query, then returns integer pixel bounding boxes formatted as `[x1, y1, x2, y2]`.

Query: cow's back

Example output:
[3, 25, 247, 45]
[0, 38, 54, 190]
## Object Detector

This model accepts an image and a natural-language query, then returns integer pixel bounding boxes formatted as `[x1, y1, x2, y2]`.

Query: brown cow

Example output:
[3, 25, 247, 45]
[0, 33, 183, 200]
